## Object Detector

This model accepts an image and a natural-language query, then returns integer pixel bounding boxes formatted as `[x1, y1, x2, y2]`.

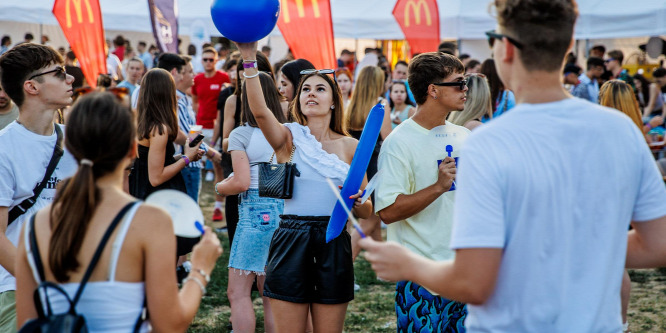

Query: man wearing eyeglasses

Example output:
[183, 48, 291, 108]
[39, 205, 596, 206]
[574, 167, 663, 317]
[374, 52, 470, 332]
[362, 0, 666, 332]
[192, 46, 230, 222]
[0, 43, 78, 332]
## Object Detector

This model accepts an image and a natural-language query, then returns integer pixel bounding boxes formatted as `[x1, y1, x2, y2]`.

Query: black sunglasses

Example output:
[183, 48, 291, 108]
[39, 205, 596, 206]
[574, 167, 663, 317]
[432, 79, 468, 91]
[28, 66, 67, 81]
[485, 30, 524, 49]
[202, 58, 215, 62]
[300, 69, 337, 82]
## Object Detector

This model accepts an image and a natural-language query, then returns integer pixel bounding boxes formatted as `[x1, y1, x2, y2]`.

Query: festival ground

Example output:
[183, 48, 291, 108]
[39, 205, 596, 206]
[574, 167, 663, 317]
[194, 178, 666, 332]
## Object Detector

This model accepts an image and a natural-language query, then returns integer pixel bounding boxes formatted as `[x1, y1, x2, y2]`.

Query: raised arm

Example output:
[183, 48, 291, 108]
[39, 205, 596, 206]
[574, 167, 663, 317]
[235, 42, 292, 156]
[644, 83, 660, 118]
[379, 98, 392, 140]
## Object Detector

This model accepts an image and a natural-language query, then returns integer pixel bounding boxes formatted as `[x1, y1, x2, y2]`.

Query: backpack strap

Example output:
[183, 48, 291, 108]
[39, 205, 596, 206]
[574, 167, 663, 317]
[69, 201, 137, 309]
[8, 125, 63, 225]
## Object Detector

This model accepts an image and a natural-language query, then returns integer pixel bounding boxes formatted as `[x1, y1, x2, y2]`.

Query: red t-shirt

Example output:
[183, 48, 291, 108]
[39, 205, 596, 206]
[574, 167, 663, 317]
[192, 71, 230, 129]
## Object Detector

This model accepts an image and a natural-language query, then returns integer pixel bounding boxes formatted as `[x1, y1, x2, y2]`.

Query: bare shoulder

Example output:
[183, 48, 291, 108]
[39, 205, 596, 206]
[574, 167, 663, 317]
[132, 204, 173, 234]
[339, 135, 359, 163]
[225, 95, 237, 108]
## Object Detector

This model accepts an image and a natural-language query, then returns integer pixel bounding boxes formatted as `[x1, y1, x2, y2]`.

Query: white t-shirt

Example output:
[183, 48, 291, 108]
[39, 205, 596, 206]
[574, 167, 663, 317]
[376, 119, 470, 261]
[106, 54, 122, 80]
[450, 98, 666, 333]
[227, 125, 275, 189]
[0, 122, 78, 293]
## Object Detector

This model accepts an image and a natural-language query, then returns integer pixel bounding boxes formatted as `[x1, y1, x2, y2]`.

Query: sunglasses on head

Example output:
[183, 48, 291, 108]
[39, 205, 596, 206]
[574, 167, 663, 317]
[485, 30, 524, 50]
[28, 66, 67, 81]
[300, 69, 337, 82]
[432, 79, 468, 91]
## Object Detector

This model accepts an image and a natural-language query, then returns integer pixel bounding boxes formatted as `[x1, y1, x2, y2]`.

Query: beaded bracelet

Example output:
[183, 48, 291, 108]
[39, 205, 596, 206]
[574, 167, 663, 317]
[214, 181, 223, 196]
[192, 268, 210, 283]
[183, 275, 206, 295]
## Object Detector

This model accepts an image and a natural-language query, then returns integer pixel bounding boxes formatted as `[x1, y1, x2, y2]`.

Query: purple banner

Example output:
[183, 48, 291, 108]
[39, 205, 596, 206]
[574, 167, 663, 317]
[148, 0, 179, 53]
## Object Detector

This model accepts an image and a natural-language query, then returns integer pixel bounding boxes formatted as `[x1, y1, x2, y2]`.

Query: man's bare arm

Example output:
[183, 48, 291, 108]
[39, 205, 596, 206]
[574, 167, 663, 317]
[0, 207, 17, 276]
[626, 215, 666, 268]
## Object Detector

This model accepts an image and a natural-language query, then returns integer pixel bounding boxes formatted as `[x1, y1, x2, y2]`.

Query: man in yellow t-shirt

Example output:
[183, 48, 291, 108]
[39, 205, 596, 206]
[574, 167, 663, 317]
[375, 52, 470, 333]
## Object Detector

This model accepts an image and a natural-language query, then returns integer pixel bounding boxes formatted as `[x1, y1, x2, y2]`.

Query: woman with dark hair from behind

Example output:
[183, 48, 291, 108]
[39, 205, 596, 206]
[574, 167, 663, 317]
[215, 72, 287, 333]
[480, 58, 515, 119]
[15, 92, 222, 331]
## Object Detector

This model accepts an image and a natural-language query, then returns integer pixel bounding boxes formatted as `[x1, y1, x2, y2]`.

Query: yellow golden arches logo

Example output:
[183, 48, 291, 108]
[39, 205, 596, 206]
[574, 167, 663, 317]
[404, 0, 432, 27]
[65, 0, 94, 28]
[281, 0, 321, 24]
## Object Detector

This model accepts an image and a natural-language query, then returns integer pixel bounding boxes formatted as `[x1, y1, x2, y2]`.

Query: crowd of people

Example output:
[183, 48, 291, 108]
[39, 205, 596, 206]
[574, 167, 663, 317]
[1, 0, 666, 332]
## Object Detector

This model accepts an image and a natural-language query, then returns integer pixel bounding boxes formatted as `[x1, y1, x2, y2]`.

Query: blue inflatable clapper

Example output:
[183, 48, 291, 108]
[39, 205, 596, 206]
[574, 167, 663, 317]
[326, 102, 385, 243]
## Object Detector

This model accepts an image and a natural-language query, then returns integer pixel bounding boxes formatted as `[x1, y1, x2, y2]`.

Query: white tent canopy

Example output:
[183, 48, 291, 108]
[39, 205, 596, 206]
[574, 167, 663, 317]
[1, 0, 666, 40]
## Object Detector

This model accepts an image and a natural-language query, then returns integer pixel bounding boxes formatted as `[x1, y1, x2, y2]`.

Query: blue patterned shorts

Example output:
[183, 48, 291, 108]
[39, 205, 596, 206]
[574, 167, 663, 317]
[395, 280, 467, 333]
[228, 189, 283, 274]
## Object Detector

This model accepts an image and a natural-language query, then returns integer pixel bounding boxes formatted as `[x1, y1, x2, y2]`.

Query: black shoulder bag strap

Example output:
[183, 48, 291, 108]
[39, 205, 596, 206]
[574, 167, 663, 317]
[9, 125, 64, 225]
[29, 202, 136, 316]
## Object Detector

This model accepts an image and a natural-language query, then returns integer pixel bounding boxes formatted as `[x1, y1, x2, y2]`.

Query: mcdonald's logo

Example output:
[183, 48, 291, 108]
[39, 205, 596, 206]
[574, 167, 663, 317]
[282, 0, 321, 24]
[404, 0, 432, 27]
[65, 0, 94, 28]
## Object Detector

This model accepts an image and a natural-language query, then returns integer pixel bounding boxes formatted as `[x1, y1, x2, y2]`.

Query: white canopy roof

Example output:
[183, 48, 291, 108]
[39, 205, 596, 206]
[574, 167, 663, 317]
[1, 0, 665, 41]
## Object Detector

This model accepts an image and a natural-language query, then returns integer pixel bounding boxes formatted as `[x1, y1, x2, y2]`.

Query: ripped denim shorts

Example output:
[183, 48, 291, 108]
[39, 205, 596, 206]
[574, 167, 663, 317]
[228, 189, 284, 275]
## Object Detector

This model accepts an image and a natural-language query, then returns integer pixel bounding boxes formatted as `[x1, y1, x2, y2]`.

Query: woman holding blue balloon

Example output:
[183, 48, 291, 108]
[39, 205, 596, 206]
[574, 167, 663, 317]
[236, 41, 372, 332]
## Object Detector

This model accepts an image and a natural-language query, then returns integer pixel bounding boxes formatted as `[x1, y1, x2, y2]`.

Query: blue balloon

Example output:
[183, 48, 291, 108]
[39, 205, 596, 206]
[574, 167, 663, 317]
[326, 102, 385, 243]
[210, 0, 280, 43]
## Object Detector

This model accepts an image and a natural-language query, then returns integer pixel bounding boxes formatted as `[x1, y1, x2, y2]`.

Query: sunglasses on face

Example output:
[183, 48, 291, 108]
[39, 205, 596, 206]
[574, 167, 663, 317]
[28, 66, 67, 81]
[604, 58, 615, 63]
[300, 69, 337, 82]
[485, 30, 524, 50]
[202, 58, 215, 63]
[432, 79, 468, 91]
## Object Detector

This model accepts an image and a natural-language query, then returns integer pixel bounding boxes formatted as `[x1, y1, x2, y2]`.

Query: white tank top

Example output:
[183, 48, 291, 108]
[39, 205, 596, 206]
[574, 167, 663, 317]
[282, 123, 350, 216]
[24, 202, 150, 333]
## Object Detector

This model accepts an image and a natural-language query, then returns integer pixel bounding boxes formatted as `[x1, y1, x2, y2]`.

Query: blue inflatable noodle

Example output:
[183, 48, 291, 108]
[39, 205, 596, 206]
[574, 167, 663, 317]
[326, 102, 385, 243]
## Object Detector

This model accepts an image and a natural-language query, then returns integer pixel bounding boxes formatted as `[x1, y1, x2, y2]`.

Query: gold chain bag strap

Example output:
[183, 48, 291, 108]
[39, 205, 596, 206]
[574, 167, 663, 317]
[257, 145, 300, 199]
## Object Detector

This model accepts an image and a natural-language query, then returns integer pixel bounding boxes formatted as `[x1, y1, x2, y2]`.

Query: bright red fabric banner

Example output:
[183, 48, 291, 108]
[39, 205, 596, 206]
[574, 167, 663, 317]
[392, 0, 440, 56]
[277, 0, 336, 70]
[53, 0, 107, 88]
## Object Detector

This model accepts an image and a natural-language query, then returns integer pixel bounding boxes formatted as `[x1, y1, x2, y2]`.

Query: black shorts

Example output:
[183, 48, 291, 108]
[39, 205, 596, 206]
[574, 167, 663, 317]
[263, 215, 354, 304]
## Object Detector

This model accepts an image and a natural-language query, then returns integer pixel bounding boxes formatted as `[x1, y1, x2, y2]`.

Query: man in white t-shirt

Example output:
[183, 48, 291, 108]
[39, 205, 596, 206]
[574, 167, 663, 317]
[361, 1, 666, 332]
[375, 52, 469, 332]
[0, 43, 78, 332]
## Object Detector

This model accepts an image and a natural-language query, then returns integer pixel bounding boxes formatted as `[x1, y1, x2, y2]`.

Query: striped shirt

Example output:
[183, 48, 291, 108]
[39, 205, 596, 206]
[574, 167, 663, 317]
[177, 89, 207, 168]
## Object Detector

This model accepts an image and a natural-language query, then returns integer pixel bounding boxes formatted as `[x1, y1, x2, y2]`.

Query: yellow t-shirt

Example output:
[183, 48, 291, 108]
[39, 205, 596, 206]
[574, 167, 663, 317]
[376, 118, 470, 261]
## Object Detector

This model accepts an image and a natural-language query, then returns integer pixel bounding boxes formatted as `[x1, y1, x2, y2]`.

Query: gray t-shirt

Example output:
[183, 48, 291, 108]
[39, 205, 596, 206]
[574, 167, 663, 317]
[228, 125, 275, 188]
[0, 103, 19, 131]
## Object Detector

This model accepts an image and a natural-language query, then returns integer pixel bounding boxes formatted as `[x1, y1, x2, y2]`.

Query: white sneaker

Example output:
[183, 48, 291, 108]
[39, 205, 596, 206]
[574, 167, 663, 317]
[205, 171, 214, 181]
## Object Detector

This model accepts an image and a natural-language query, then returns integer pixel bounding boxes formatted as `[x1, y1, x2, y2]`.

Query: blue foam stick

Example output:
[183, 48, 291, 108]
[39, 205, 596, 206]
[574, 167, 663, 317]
[326, 102, 385, 243]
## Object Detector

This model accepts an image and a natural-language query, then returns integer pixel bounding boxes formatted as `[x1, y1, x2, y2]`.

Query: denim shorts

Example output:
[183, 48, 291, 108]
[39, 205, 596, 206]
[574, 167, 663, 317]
[228, 189, 283, 274]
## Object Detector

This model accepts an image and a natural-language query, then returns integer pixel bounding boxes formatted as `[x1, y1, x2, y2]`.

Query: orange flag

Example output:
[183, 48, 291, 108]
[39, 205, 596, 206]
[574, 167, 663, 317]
[392, 0, 440, 56]
[277, 0, 336, 70]
[53, 0, 107, 88]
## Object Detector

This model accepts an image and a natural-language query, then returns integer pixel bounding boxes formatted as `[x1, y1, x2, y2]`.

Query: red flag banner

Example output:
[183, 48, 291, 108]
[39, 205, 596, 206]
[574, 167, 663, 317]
[53, 0, 107, 88]
[392, 0, 440, 56]
[277, 0, 336, 70]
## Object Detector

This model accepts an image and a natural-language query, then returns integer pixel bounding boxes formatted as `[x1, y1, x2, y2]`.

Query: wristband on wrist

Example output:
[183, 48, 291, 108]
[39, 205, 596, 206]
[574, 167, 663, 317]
[182, 154, 191, 165]
[243, 60, 257, 69]
[182, 276, 206, 294]
[214, 181, 223, 196]
[243, 71, 260, 79]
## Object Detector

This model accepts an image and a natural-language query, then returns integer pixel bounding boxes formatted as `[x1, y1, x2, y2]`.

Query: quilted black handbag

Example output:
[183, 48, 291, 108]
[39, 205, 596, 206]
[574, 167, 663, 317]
[257, 145, 300, 199]
[18, 202, 141, 333]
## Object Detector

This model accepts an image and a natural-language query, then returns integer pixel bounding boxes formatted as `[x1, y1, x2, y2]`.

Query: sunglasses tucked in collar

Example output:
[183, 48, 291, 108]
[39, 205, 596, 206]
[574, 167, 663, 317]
[485, 30, 524, 50]
[28, 66, 67, 81]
